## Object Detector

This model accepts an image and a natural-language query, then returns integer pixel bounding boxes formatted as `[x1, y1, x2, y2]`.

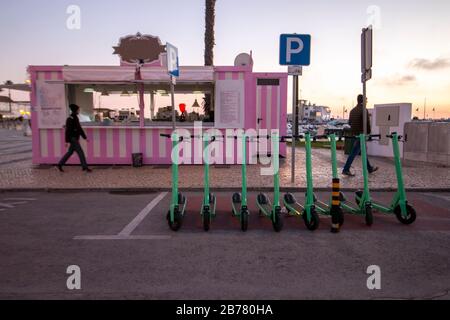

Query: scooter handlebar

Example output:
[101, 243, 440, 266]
[386, 132, 403, 140]
[312, 134, 329, 140]
[159, 133, 184, 142]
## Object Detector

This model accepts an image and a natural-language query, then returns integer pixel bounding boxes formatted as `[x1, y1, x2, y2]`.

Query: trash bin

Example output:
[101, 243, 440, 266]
[132, 153, 143, 167]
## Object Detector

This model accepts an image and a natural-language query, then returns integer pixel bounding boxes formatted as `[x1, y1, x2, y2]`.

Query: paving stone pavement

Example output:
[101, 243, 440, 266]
[0, 128, 448, 190]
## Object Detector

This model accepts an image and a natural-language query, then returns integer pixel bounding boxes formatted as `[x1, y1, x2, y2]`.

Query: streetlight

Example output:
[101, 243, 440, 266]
[342, 106, 348, 119]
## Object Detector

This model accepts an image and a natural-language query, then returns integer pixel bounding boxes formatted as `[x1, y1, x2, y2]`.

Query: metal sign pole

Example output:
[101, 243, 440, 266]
[170, 76, 176, 129]
[291, 74, 298, 183]
[361, 26, 372, 136]
[363, 78, 367, 135]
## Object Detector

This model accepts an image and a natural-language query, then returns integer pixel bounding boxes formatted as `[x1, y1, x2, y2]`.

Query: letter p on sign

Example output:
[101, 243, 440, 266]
[166, 42, 179, 78]
[280, 34, 311, 66]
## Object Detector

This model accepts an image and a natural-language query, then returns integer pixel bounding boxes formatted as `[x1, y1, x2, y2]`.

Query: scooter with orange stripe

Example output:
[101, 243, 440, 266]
[311, 134, 345, 233]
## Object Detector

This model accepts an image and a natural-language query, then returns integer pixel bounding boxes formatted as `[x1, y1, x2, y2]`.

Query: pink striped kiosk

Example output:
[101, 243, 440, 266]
[28, 46, 287, 165]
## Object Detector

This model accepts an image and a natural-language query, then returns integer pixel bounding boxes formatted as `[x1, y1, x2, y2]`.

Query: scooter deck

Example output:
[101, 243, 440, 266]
[283, 193, 304, 216]
[256, 193, 272, 217]
[231, 192, 243, 216]
[202, 193, 217, 216]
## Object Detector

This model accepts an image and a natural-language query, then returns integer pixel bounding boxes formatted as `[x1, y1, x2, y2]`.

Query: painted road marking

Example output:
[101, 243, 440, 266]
[424, 193, 450, 203]
[0, 203, 14, 208]
[74, 192, 170, 241]
[73, 235, 170, 240]
[4, 198, 37, 201]
[118, 192, 167, 236]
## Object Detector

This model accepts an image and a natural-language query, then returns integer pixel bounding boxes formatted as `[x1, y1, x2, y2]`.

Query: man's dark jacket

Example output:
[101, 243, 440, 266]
[65, 114, 87, 143]
[348, 103, 371, 135]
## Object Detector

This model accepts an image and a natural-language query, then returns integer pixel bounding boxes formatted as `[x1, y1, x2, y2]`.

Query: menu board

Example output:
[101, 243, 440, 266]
[215, 79, 244, 128]
[36, 80, 67, 129]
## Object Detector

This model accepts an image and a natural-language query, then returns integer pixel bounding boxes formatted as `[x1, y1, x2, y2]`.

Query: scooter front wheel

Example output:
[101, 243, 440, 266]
[303, 208, 320, 231]
[272, 209, 283, 232]
[167, 209, 182, 231]
[240, 208, 249, 232]
[394, 204, 416, 225]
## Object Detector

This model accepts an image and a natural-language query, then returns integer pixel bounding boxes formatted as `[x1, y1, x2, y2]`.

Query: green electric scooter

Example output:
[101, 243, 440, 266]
[310, 133, 345, 233]
[231, 133, 250, 231]
[256, 132, 284, 232]
[340, 134, 380, 226]
[356, 132, 416, 224]
[283, 133, 320, 231]
[200, 133, 217, 232]
[161, 132, 187, 231]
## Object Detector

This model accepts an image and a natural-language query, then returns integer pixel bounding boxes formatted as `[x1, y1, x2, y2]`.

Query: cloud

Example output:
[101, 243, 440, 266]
[380, 74, 417, 86]
[410, 57, 450, 70]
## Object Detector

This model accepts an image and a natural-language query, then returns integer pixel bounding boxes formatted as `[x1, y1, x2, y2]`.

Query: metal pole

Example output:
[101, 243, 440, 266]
[291, 75, 298, 183]
[363, 79, 367, 135]
[170, 77, 176, 129]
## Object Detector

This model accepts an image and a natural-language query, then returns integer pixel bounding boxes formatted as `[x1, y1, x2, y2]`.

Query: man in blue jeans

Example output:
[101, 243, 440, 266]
[342, 95, 378, 176]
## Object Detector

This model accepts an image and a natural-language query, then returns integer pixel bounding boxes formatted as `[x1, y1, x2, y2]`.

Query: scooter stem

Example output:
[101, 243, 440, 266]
[203, 134, 210, 205]
[392, 133, 407, 210]
[330, 134, 338, 179]
[360, 134, 371, 203]
[273, 132, 280, 207]
[171, 132, 179, 216]
[242, 133, 247, 207]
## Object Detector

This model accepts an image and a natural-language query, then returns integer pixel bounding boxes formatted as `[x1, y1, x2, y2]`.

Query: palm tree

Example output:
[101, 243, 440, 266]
[203, 0, 216, 121]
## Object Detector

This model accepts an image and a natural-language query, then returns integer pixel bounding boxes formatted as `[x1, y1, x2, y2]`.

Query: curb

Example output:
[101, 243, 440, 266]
[0, 187, 449, 193]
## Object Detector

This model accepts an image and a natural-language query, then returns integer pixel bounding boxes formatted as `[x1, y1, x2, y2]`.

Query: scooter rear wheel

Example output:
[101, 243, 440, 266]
[167, 209, 182, 231]
[241, 208, 249, 232]
[364, 205, 373, 226]
[272, 209, 283, 232]
[303, 207, 320, 231]
[203, 209, 211, 232]
[394, 204, 416, 225]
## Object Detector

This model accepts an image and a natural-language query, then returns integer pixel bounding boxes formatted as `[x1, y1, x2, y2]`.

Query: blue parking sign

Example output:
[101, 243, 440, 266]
[279, 34, 311, 66]
[166, 42, 180, 77]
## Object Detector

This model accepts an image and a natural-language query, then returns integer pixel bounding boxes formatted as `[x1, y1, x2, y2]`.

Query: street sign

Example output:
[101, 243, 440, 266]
[362, 69, 372, 82]
[288, 65, 303, 76]
[361, 27, 373, 74]
[280, 34, 311, 66]
[166, 42, 179, 77]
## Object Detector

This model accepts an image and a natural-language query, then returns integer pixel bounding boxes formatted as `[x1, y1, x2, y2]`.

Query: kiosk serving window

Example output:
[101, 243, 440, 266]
[66, 83, 215, 126]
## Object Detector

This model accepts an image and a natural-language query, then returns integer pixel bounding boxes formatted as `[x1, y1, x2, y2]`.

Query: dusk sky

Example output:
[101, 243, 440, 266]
[1, 0, 449, 118]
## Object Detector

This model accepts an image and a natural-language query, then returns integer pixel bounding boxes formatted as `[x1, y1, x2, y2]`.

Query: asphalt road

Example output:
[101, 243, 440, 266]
[0, 191, 449, 300]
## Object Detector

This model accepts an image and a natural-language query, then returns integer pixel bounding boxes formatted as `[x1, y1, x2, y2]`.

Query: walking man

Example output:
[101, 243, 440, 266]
[57, 104, 92, 172]
[342, 94, 378, 176]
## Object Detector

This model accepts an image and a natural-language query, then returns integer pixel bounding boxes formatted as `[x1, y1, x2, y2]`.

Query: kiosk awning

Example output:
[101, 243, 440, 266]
[62, 66, 215, 83]
[62, 66, 136, 82]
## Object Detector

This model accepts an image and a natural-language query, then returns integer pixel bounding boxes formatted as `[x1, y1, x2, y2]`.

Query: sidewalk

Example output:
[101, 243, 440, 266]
[0, 128, 448, 191]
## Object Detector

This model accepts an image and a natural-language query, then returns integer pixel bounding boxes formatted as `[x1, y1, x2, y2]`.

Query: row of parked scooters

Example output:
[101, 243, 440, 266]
[160, 131, 416, 233]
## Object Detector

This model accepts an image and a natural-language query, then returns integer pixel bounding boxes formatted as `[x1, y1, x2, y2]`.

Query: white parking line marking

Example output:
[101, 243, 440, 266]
[4, 198, 37, 201]
[74, 235, 171, 240]
[7, 202, 27, 206]
[0, 203, 14, 208]
[424, 193, 450, 203]
[118, 192, 168, 237]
